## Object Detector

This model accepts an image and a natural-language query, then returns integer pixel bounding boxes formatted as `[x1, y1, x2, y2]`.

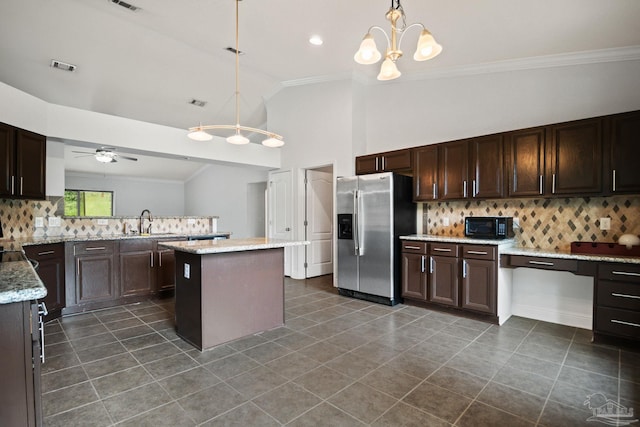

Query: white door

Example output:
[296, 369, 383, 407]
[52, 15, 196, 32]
[268, 170, 292, 276]
[305, 169, 333, 277]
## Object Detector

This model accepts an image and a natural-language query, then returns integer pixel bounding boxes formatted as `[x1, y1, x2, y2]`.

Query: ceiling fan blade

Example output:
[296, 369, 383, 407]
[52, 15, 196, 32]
[119, 155, 138, 161]
[72, 150, 94, 154]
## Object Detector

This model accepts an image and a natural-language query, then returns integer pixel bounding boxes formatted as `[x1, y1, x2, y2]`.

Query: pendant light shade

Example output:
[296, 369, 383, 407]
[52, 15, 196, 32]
[188, 128, 214, 141]
[354, 33, 382, 65]
[226, 130, 250, 145]
[377, 57, 401, 81]
[413, 29, 442, 61]
[262, 136, 285, 148]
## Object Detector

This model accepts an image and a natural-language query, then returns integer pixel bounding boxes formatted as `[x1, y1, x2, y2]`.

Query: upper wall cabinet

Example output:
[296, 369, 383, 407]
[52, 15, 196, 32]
[0, 123, 46, 200]
[438, 140, 469, 200]
[413, 145, 438, 201]
[607, 111, 640, 194]
[469, 134, 504, 199]
[355, 149, 412, 175]
[505, 127, 546, 197]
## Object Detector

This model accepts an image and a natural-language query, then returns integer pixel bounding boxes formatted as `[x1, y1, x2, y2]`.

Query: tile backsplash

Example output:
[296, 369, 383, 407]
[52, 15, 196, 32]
[0, 198, 217, 240]
[423, 196, 640, 251]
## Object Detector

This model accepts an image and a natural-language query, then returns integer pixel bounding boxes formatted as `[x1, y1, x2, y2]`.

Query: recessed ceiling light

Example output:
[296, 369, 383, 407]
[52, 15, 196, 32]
[50, 60, 77, 72]
[309, 35, 323, 46]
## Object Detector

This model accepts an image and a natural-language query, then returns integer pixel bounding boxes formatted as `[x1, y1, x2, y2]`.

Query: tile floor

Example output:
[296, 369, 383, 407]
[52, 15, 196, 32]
[42, 275, 639, 426]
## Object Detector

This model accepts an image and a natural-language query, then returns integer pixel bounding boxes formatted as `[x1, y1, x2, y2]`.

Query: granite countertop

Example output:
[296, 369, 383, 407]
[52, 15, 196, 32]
[0, 232, 232, 251]
[501, 246, 640, 265]
[159, 237, 309, 255]
[0, 252, 47, 304]
[401, 234, 516, 247]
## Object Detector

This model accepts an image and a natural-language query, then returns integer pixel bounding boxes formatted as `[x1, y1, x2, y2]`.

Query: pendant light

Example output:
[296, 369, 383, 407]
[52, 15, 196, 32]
[354, 0, 442, 81]
[187, 0, 284, 147]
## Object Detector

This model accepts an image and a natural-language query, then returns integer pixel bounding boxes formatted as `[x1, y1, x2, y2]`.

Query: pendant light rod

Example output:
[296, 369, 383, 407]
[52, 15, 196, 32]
[188, 0, 284, 147]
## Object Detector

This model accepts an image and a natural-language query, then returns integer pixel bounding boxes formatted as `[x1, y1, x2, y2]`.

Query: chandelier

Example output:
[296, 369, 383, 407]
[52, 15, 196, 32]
[354, 0, 443, 81]
[188, 0, 284, 147]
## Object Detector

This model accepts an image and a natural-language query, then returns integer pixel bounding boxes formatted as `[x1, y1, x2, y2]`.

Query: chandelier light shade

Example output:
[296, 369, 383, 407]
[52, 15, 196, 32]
[187, 0, 284, 147]
[354, 0, 442, 81]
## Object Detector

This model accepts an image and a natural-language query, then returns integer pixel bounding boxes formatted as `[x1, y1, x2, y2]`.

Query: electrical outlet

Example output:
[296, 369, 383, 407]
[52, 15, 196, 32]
[443, 217, 450, 226]
[600, 217, 611, 230]
[184, 263, 191, 279]
[48, 216, 61, 227]
[187, 218, 196, 225]
[513, 218, 520, 229]
[96, 218, 109, 226]
[35, 217, 44, 228]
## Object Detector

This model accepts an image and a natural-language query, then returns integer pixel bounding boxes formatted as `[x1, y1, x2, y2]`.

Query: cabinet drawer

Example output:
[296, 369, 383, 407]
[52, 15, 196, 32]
[402, 241, 427, 254]
[597, 280, 640, 310]
[462, 245, 496, 261]
[23, 243, 64, 260]
[506, 255, 577, 272]
[598, 263, 640, 283]
[119, 239, 153, 252]
[595, 306, 640, 339]
[73, 241, 116, 255]
[429, 243, 458, 257]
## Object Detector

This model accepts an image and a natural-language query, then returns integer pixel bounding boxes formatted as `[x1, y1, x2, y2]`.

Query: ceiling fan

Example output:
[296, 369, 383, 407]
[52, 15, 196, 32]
[72, 147, 138, 163]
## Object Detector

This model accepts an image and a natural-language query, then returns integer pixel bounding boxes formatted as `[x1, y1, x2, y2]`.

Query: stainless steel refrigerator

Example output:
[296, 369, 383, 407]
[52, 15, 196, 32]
[336, 172, 416, 305]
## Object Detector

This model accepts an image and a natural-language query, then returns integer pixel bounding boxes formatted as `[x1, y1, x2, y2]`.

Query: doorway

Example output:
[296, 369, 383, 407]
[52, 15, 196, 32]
[304, 165, 334, 278]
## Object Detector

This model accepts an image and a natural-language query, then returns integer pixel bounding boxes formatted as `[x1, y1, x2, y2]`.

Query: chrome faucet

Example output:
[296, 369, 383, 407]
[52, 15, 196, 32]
[139, 209, 153, 234]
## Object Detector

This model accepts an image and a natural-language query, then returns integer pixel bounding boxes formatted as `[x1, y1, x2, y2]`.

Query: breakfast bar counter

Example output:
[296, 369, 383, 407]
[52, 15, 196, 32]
[159, 238, 308, 351]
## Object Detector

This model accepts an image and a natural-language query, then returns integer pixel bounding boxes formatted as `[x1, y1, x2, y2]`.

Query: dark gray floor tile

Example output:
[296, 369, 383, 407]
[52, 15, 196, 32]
[102, 382, 172, 423]
[522, 331, 572, 351]
[405, 341, 461, 364]
[538, 400, 594, 427]
[424, 332, 472, 353]
[373, 331, 423, 351]
[426, 366, 488, 399]
[493, 365, 555, 398]
[226, 333, 269, 351]
[253, 382, 322, 424]
[201, 402, 278, 427]
[350, 342, 403, 364]
[287, 402, 366, 427]
[204, 352, 260, 380]
[325, 351, 381, 380]
[131, 341, 182, 364]
[477, 382, 545, 422]
[557, 365, 619, 397]
[284, 316, 318, 331]
[297, 340, 345, 363]
[120, 332, 168, 351]
[548, 379, 610, 410]
[177, 382, 247, 424]
[532, 321, 577, 340]
[69, 332, 117, 351]
[459, 342, 513, 365]
[565, 342, 620, 377]
[127, 305, 164, 317]
[360, 366, 422, 399]
[43, 401, 112, 427]
[44, 332, 67, 346]
[500, 316, 537, 332]
[385, 353, 441, 380]
[45, 341, 75, 358]
[504, 352, 562, 379]
[83, 353, 139, 379]
[274, 331, 318, 350]
[42, 381, 98, 418]
[94, 310, 134, 324]
[144, 352, 199, 380]
[474, 326, 527, 351]
[293, 365, 354, 399]
[138, 311, 172, 323]
[620, 379, 640, 405]
[117, 401, 196, 427]
[44, 322, 63, 334]
[91, 366, 154, 399]
[445, 351, 504, 380]
[41, 352, 81, 374]
[515, 340, 568, 365]
[328, 382, 398, 424]
[453, 317, 492, 332]
[111, 324, 154, 340]
[410, 316, 451, 333]
[242, 341, 292, 364]
[185, 344, 236, 365]
[371, 401, 450, 427]
[403, 382, 471, 423]
[103, 317, 145, 331]
[76, 341, 127, 363]
[60, 313, 100, 329]
[441, 324, 486, 341]
[456, 401, 534, 427]
[226, 366, 288, 399]
[323, 331, 371, 351]
[157, 366, 219, 399]
[621, 361, 640, 384]
[41, 366, 88, 393]
[265, 351, 321, 380]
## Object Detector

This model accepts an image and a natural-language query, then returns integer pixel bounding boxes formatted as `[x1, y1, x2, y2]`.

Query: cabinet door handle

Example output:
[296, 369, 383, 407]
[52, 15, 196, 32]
[432, 248, 451, 253]
[472, 180, 476, 198]
[462, 260, 467, 278]
[467, 250, 488, 255]
[429, 256, 434, 274]
[159, 251, 163, 267]
[37, 302, 48, 363]
[381, 156, 386, 171]
[421, 255, 426, 273]
[463, 181, 467, 198]
[539, 175, 543, 195]
[404, 245, 422, 250]
[552, 173, 556, 194]
[432, 183, 437, 199]
[20, 176, 23, 195]
[85, 246, 106, 251]
[37, 250, 55, 256]
[150, 252, 154, 268]
[528, 260, 554, 266]
[375, 157, 379, 171]
[611, 319, 640, 328]
[10, 176, 15, 194]
[611, 292, 640, 300]
[612, 169, 616, 192]
[612, 271, 640, 277]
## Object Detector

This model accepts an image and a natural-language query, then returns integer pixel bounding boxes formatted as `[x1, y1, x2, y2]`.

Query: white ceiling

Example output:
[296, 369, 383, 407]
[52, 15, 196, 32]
[1, 0, 640, 179]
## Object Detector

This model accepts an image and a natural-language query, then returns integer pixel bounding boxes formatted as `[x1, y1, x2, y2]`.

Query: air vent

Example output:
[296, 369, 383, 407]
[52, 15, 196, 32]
[50, 60, 77, 72]
[189, 99, 207, 107]
[110, 0, 141, 12]
[225, 47, 245, 55]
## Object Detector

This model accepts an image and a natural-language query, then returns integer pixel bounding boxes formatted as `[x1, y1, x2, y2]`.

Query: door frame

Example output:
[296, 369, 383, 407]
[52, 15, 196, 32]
[303, 166, 334, 278]
[267, 169, 293, 276]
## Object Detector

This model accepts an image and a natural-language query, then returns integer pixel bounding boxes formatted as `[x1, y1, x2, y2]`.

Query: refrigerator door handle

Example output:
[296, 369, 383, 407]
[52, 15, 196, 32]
[355, 190, 364, 256]
[353, 191, 359, 256]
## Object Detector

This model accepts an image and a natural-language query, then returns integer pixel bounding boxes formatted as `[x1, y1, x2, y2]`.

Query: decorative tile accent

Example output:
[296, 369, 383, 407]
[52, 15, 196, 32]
[0, 198, 218, 240]
[422, 196, 640, 251]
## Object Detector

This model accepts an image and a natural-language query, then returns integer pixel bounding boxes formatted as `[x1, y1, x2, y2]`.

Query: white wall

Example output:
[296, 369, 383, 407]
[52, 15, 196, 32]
[184, 164, 269, 238]
[65, 172, 185, 216]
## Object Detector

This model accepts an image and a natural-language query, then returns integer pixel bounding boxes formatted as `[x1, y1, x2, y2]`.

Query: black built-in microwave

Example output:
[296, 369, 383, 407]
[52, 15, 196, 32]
[464, 217, 514, 239]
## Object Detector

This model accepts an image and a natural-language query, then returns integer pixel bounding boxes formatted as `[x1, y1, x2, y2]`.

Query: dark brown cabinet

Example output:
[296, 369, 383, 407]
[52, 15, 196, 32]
[120, 239, 154, 297]
[469, 134, 504, 199]
[429, 243, 459, 306]
[460, 245, 496, 314]
[505, 126, 546, 197]
[0, 301, 42, 426]
[438, 140, 468, 200]
[594, 263, 640, 341]
[23, 243, 65, 322]
[68, 241, 117, 306]
[607, 111, 640, 194]
[413, 145, 438, 201]
[155, 244, 176, 293]
[355, 149, 412, 175]
[0, 122, 46, 200]
[401, 241, 427, 300]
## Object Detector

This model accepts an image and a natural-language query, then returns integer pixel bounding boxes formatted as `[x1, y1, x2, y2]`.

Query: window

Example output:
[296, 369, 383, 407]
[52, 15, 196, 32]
[64, 190, 114, 216]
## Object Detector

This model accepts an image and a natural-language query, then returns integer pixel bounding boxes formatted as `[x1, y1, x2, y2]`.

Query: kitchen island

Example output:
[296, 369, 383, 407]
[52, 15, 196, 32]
[159, 237, 308, 351]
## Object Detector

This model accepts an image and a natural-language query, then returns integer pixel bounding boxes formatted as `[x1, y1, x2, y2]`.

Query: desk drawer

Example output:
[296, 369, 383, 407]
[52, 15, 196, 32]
[599, 264, 640, 283]
[429, 243, 458, 257]
[595, 306, 640, 340]
[402, 241, 427, 254]
[597, 281, 640, 310]
[462, 245, 496, 261]
[506, 255, 578, 272]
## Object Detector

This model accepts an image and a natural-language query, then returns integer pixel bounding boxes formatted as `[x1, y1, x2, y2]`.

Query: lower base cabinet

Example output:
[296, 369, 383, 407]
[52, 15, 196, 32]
[23, 243, 65, 322]
[401, 240, 498, 317]
[120, 240, 154, 297]
[594, 263, 640, 341]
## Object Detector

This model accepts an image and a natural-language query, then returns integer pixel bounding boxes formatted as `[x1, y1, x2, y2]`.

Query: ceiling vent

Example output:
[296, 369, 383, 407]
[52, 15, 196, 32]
[109, 0, 141, 12]
[50, 60, 77, 72]
[189, 99, 207, 107]
[225, 47, 244, 55]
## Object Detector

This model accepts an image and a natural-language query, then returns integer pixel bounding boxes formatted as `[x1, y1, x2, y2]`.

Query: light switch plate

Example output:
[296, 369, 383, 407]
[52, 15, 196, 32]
[600, 217, 611, 230]
[35, 217, 44, 228]
[187, 218, 196, 225]
[48, 216, 61, 227]
[184, 263, 191, 279]
[96, 218, 109, 226]
[442, 217, 450, 226]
